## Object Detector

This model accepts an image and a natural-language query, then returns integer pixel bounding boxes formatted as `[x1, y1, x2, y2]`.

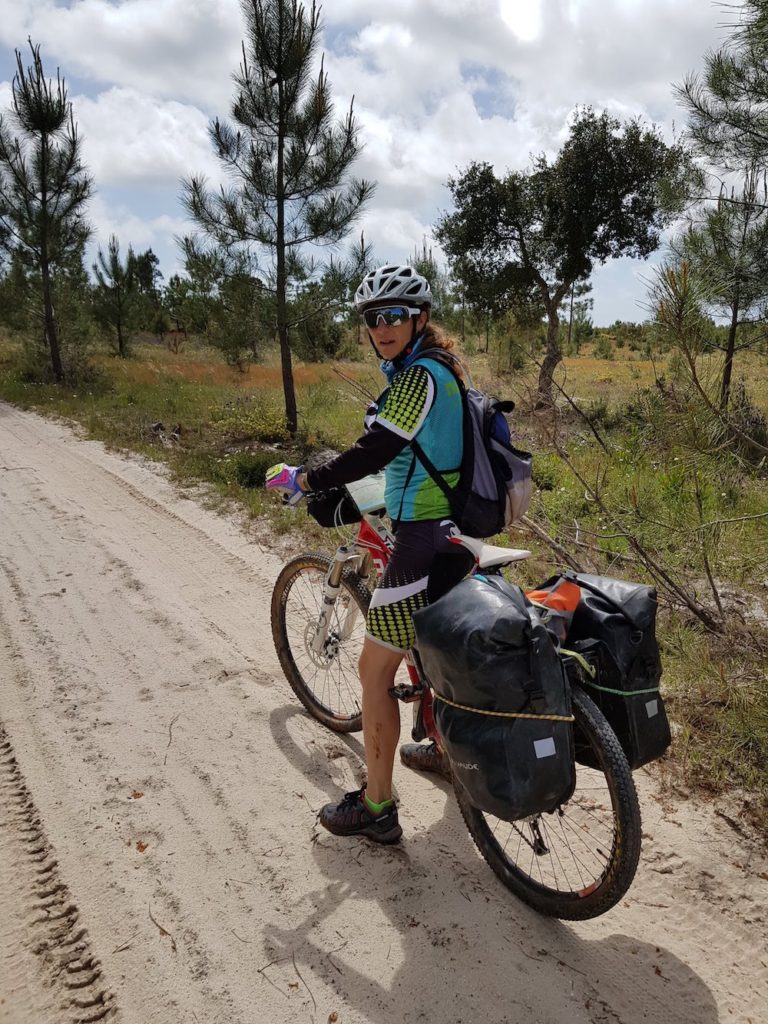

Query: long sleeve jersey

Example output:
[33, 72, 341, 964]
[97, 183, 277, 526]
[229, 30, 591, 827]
[306, 356, 463, 522]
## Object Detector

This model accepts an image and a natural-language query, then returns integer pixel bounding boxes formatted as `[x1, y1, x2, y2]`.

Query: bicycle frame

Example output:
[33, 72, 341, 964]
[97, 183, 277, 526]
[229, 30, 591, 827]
[311, 511, 480, 746]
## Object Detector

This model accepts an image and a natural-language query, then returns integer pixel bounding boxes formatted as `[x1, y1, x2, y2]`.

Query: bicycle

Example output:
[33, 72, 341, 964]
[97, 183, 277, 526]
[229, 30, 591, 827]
[269, 476, 642, 921]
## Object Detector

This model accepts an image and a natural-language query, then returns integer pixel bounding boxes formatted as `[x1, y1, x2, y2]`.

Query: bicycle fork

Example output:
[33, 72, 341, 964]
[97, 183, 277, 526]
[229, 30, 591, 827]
[309, 546, 363, 656]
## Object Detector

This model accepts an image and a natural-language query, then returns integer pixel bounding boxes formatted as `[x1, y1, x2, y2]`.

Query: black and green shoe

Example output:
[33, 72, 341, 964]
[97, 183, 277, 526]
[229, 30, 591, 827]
[318, 789, 402, 844]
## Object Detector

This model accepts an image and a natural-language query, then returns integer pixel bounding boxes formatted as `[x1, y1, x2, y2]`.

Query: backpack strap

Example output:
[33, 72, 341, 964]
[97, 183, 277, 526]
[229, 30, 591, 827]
[410, 437, 458, 506]
[395, 451, 418, 525]
[404, 352, 466, 508]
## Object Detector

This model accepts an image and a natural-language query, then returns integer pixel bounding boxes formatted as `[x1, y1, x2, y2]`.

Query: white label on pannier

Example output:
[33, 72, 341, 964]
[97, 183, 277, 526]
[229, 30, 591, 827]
[534, 737, 557, 759]
[645, 699, 659, 718]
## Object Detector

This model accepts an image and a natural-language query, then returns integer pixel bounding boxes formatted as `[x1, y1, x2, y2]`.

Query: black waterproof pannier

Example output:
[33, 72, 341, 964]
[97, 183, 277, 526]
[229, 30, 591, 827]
[413, 576, 575, 822]
[541, 572, 671, 769]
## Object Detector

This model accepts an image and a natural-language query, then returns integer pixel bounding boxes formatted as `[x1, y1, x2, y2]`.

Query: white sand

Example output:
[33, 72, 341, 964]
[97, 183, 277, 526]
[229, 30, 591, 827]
[0, 400, 766, 1024]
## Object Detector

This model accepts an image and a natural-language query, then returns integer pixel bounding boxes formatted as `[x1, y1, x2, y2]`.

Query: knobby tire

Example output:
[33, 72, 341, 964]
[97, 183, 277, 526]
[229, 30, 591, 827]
[271, 553, 370, 733]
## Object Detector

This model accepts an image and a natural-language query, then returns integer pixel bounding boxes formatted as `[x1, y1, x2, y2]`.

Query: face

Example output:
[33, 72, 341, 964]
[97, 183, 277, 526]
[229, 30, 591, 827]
[365, 305, 429, 360]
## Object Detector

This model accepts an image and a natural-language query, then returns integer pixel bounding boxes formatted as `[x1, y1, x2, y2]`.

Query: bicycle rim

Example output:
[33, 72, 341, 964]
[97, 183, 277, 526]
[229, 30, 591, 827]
[454, 685, 641, 920]
[271, 554, 370, 732]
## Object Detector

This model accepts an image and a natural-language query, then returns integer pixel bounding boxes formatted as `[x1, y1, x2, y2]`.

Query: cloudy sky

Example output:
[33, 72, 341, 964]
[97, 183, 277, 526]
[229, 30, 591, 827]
[0, 0, 730, 324]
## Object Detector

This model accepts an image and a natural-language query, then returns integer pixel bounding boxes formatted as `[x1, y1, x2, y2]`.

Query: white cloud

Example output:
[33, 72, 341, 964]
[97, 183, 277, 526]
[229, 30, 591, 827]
[0, 0, 729, 322]
[88, 193, 187, 253]
[500, 0, 544, 43]
[75, 87, 219, 186]
[0, 0, 242, 110]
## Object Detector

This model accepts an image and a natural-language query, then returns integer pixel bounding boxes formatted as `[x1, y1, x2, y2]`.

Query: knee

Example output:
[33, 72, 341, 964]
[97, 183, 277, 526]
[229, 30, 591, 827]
[358, 646, 400, 695]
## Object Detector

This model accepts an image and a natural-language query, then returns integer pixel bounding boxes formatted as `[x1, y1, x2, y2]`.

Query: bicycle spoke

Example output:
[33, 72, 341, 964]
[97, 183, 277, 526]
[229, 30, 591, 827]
[278, 562, 365, 723]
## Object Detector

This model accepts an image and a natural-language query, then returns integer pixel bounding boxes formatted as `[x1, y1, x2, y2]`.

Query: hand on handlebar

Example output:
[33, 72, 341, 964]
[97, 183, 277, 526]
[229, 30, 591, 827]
[265, 463, 306, 506]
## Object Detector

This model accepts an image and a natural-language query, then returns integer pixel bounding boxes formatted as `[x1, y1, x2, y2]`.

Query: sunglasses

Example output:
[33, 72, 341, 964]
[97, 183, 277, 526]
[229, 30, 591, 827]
[363, 305, 422, 328]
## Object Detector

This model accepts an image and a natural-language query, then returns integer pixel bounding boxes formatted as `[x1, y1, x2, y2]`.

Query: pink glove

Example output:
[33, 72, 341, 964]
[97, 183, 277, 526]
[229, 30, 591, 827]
[265, 463, 306, 506]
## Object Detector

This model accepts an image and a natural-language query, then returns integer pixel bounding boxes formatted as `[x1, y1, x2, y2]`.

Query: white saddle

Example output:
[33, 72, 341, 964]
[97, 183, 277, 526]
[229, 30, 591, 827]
[452, 534, 531, 569]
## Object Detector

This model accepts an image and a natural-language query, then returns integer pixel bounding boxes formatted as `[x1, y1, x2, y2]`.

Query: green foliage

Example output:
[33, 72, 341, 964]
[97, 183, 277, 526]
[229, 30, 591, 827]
[0, 41, 94, 381]
[289, 281, 345, 362]
[213, 449, 289, 489]
[4, 252, 98, 384]
[531, 452, 562, 492]
[181, 0, 374, 433]
[678, 0, 768, 169]
[673, 165, 768, 410]
[92, 235, 142, 357]
[730, 378, 768, 453]
[211, 392, 288, 443]
[209, 270, 271, 368]
[592, 335, 615, 360]
[436, 108, 696, 404]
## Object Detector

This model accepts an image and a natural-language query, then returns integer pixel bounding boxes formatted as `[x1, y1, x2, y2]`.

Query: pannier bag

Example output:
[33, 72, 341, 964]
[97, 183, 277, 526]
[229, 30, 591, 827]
[411, 352, 533, 539]
[413, 576, 575, 822]
[537, 572, 671, 769]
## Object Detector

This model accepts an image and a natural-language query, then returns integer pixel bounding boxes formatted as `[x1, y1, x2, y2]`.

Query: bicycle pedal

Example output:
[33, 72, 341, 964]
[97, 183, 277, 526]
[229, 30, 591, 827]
[388, 683, 425, 704]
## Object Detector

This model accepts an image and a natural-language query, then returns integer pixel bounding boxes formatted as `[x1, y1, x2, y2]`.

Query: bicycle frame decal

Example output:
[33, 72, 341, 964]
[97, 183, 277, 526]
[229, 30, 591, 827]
[357, 516, 394, 576]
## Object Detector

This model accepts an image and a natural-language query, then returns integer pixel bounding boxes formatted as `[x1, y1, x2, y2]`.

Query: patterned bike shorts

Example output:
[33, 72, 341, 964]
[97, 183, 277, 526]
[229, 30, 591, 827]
[366, 519, 475, 653]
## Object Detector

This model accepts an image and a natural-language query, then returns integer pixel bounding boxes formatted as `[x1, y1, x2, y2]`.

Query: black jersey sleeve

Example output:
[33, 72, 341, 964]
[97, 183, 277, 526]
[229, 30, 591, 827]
[305, 423, 408, 493]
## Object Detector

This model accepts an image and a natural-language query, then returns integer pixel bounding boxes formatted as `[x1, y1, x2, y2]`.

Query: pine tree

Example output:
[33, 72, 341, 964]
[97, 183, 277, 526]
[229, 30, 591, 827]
[182, 0, 373, 433]
[92, 236, 140, 357]
[678, 1, 768, 169]
[0, 42, 93, 381]
[674, 164, 768, 410]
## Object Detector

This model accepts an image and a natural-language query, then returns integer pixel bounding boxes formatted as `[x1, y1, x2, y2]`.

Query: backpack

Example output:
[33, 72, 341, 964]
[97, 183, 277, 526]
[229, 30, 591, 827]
[410, 351, 532, 538]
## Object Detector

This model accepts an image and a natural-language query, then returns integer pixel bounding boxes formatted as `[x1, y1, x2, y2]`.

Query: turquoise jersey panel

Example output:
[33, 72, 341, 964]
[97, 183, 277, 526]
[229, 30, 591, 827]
[380, 357, 463, 521]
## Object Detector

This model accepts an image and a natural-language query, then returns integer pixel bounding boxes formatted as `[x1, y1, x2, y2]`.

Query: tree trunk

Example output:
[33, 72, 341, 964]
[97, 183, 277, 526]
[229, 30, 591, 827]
[536, 302, 562, 408]
[40, 256, 63, 383]
[276, 79, 297, 437]
[720, 296, 739, 412]
[39, 136, 64, 383]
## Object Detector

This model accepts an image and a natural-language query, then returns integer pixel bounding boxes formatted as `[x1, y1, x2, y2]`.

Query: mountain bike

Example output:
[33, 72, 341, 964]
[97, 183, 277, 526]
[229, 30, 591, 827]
[269, 477, 642, 921]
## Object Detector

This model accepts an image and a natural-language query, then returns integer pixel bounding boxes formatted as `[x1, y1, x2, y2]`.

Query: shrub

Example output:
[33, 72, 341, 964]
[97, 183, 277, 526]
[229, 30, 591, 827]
[593, 335, 615, 360]
[211, 394, 287, 443]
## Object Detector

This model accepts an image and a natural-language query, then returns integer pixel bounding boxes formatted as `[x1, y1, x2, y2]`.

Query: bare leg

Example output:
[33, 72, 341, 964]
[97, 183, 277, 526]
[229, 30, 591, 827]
[358, 637, 404, 805]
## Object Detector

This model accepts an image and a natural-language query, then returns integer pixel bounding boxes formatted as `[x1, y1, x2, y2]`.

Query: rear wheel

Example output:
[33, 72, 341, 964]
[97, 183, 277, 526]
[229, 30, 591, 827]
[453, 684, 641, 920]
[271, 554, 370, 732]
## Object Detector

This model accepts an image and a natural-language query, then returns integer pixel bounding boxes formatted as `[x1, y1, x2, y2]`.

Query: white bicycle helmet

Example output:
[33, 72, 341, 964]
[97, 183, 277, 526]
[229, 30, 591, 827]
[354, 264, 432, 311]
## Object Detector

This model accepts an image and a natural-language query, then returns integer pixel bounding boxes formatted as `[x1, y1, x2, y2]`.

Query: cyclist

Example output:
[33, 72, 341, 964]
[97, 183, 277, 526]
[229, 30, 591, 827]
[266, 264, 473, 843]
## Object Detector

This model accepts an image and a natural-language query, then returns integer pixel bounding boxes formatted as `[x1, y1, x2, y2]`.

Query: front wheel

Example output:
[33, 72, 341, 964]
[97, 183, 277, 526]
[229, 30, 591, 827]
[271, 553, 371, 732]
[453, 684, 642, 920]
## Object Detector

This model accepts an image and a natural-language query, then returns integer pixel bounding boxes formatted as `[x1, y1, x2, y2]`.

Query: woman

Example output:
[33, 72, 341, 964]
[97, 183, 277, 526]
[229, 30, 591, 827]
[266, 264, 473, 843]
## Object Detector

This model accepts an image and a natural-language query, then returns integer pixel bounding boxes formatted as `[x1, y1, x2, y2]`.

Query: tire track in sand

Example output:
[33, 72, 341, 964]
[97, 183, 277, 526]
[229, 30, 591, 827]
[0, 725, 118, 1024]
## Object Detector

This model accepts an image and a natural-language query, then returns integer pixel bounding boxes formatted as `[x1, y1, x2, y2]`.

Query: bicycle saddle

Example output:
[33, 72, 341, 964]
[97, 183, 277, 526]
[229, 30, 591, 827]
[450, 534, 531, 568]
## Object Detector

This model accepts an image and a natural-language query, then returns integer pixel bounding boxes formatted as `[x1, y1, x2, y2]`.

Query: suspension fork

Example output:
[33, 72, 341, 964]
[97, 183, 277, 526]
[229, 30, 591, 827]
[310, 545, 364, 655]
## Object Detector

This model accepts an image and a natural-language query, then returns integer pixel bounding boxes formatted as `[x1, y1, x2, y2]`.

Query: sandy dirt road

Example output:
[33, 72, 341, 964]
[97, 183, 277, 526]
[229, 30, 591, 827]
[0, 400, 766, 1024]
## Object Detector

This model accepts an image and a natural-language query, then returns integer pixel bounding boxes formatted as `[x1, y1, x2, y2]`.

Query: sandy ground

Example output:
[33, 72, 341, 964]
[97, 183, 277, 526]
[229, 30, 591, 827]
[0, 400, 766, 1024]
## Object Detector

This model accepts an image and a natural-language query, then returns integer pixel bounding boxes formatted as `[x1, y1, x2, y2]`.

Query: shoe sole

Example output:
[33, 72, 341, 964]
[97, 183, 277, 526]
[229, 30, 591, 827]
[320, 819, 403, 844]
[399, 752, 451, 780]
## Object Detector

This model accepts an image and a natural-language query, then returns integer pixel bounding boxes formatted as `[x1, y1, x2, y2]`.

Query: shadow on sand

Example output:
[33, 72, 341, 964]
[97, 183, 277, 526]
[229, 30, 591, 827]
[266, 704, 718, 1024]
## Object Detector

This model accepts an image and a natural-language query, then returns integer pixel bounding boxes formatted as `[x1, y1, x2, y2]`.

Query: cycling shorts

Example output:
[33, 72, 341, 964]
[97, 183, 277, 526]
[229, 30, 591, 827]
[366, 519, 474, 653]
